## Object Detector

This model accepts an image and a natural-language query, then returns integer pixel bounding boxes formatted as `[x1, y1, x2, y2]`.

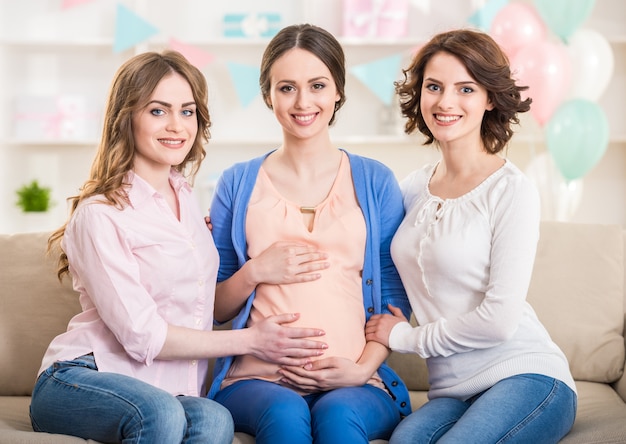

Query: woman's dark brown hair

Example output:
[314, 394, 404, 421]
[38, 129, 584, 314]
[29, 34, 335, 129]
[259, 23, 346, 125]
[396, 29, 531, 154]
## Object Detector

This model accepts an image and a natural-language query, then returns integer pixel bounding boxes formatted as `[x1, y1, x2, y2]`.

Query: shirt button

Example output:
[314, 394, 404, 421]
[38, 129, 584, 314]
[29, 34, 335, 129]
[366, 279, 373, 285]
[198, 279, 204, 286]
[195, 319, 202, 326]
[191, 360, 197, 366]
[367, 307, 374, 313]
[401, 401, 407, 408]
[391, 380, 398, 387]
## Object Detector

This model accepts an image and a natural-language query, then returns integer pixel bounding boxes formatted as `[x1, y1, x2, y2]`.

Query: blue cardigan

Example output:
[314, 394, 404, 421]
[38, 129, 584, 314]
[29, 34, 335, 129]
[207, 150, 412, 416]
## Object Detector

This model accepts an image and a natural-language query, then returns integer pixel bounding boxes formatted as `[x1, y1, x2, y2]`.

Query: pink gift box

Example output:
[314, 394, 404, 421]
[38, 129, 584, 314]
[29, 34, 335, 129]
[342, 0, 409, 39]
[13, 95, 101, 141]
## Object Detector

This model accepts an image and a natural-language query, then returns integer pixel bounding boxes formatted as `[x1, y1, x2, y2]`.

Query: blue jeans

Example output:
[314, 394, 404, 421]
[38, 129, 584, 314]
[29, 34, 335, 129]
[214, 379, 401, 444]
[390, 373, 577, 444]
[30, 354, 234, 443]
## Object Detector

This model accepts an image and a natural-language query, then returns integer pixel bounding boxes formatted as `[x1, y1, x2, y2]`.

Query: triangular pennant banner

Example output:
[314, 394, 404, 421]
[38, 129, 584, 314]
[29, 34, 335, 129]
[350, 54, 403, 106]
[61, 0, 95, 9]
[113, 3, 159, 53]
[168, 39, 215, 69]
[227, 62, 261, 108]
[467, 0, 509, 30]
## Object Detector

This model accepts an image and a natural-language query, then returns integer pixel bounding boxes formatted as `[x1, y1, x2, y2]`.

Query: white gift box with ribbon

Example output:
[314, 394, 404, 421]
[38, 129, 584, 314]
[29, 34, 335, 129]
[342, 0, 409, 38]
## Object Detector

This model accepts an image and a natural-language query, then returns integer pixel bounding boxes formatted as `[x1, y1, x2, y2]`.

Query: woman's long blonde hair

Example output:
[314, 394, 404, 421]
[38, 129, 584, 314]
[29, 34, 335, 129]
[48, 50, 211, 280]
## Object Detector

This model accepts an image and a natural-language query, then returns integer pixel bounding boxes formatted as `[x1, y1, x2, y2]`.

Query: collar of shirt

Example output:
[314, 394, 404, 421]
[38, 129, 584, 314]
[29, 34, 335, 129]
[126, 169, 192, 209]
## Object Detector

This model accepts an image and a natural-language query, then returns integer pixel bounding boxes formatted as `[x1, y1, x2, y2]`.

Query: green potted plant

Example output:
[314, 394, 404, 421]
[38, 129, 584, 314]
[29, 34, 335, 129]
[15, 180, 52, 212]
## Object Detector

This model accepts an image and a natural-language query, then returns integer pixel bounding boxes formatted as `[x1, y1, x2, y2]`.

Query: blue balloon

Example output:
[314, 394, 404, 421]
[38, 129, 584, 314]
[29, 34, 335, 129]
[533, 0, 595, 42]
[545, 99, 609, 181]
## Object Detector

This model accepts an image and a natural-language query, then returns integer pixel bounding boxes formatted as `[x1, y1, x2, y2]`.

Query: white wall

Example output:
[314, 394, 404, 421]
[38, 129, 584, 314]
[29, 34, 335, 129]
[0, 0, 624, 233]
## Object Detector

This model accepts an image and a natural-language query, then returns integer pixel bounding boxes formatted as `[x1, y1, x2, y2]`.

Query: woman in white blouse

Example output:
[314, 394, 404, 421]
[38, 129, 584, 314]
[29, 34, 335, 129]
[365, 29, 577, 444]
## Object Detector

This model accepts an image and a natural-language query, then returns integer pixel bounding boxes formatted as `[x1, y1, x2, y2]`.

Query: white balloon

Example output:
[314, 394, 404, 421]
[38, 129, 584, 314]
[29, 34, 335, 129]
[567, 28, 614, 101]
[526, 152, 583, 222]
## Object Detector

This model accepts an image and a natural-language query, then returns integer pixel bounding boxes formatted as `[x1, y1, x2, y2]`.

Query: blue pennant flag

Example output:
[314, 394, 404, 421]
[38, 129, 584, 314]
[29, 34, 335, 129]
[468, 0, 509, 31]
[350, 54, 403, 106]
[113, 3, 159, 53]
[227, 62, 261, 108]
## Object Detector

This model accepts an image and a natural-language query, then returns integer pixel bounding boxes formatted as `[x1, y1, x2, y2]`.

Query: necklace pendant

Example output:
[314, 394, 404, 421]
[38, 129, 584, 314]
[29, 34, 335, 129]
[300, 206, 316, 214]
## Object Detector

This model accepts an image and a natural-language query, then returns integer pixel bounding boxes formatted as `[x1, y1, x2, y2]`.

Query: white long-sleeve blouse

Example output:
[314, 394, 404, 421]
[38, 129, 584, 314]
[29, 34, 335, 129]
[389, 160, 576, 400]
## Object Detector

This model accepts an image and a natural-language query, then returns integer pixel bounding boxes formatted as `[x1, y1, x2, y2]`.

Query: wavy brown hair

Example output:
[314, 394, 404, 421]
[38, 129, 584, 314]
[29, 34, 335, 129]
[48, 50, 211, 280]
[259, 23, 346, 126]
[396, 29, 531, 154]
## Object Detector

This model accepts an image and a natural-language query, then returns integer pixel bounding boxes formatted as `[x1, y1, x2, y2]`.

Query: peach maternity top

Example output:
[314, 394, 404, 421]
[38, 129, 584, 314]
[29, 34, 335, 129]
[222, 153, 384, 391]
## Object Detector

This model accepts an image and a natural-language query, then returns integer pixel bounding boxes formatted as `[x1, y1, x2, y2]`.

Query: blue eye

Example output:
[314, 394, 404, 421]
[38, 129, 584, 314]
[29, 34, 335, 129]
[425, 84, 440, 92]
[182, 109, 194, 117]
[461, 86, 474, 93]
[151, 108, 165, 116]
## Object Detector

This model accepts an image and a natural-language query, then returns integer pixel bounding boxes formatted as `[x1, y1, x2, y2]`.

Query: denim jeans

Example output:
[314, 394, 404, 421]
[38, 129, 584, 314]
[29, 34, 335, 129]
[30, 354, 234, 443]
[214, 379, 401, 444]
[389, 373, 577, 444]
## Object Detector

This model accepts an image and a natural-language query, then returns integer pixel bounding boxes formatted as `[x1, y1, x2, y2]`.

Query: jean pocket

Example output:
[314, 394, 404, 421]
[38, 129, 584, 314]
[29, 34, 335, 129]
[52, 353, 97, 372]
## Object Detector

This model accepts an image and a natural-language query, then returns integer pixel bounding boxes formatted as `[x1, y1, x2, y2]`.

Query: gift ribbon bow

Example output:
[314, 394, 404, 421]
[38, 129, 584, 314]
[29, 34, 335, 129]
[351, 0, 406, 37]
[241, 14, 270, 37]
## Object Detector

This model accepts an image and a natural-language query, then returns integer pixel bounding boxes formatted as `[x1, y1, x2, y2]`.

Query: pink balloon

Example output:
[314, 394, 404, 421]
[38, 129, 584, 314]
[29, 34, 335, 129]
[511, 41, 572, 126]
[490, 3, 547, 58]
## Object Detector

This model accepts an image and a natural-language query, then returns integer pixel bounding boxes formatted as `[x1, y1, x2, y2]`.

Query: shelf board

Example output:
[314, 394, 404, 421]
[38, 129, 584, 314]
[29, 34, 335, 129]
[1, 139, 98, 147]
[1, 135, 417, 148]
[0, 38, 113, 48]
[2, 36, 625, 54]
[0, 36, 425, 49]
[3, 134, 626, 148]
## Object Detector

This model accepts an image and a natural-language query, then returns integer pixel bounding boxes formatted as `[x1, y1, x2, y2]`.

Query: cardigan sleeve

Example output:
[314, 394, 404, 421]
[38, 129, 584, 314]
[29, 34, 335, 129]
[377, 168, 412, 320]
[210, 168, 240, 283]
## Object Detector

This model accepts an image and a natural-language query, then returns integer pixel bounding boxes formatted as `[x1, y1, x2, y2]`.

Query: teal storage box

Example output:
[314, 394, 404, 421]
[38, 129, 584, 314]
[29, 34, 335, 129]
[222, 13, 281, 38]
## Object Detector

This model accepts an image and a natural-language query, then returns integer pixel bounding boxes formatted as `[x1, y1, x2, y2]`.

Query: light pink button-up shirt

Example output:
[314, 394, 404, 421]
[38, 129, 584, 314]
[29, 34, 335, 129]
[38, 169, 218, 397]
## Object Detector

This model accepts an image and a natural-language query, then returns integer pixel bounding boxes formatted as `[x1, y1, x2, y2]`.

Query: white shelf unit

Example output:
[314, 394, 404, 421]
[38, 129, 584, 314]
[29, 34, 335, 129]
[0, 0, 624, 233]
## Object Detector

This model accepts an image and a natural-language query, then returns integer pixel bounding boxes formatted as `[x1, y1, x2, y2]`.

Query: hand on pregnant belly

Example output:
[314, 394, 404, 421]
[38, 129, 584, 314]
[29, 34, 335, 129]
[277, 356, 369, 392]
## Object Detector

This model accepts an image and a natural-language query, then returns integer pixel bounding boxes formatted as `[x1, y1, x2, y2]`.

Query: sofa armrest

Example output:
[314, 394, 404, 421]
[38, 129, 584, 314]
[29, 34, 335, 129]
[614, 370, 626, 403]
[614, 313, 626, 403]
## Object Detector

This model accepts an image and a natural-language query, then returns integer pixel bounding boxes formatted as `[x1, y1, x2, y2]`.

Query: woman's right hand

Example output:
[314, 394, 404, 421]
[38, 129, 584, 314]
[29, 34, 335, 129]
[246, 313, 327, 366]
[248, 241, 329, 285]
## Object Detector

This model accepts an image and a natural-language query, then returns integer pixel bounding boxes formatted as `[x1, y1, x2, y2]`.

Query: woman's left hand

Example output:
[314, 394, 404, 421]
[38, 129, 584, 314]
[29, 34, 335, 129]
[204, 210, 212, 231]
[365, 304, 407, 347]
[278, 357, 368, 392]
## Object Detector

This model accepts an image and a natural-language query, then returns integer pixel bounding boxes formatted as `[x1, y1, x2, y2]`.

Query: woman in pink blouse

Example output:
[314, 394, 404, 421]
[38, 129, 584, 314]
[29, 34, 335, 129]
[29, 50, 327, 444]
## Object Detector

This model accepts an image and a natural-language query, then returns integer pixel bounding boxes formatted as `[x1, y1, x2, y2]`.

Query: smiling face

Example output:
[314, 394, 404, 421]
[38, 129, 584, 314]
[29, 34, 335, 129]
[267, 48, 341, 143]
[132, 72, 198, 176]
[420, 52, 493, 149]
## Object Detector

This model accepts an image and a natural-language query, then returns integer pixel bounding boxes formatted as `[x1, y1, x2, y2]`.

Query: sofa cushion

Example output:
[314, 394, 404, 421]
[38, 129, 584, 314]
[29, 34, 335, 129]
[559, 381, 626, 443]
[527, 222, 625, 383]
[0, 232, 81, 396]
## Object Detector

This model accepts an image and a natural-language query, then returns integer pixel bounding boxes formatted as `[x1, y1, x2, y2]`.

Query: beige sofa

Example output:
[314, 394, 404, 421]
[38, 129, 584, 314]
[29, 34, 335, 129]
[1, 221, 625, 443]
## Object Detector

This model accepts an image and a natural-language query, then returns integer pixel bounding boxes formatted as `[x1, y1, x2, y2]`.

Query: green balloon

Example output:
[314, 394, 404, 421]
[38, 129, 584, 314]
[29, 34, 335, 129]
[545, 99, 609, 181]
[533, 0, 595, 41]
